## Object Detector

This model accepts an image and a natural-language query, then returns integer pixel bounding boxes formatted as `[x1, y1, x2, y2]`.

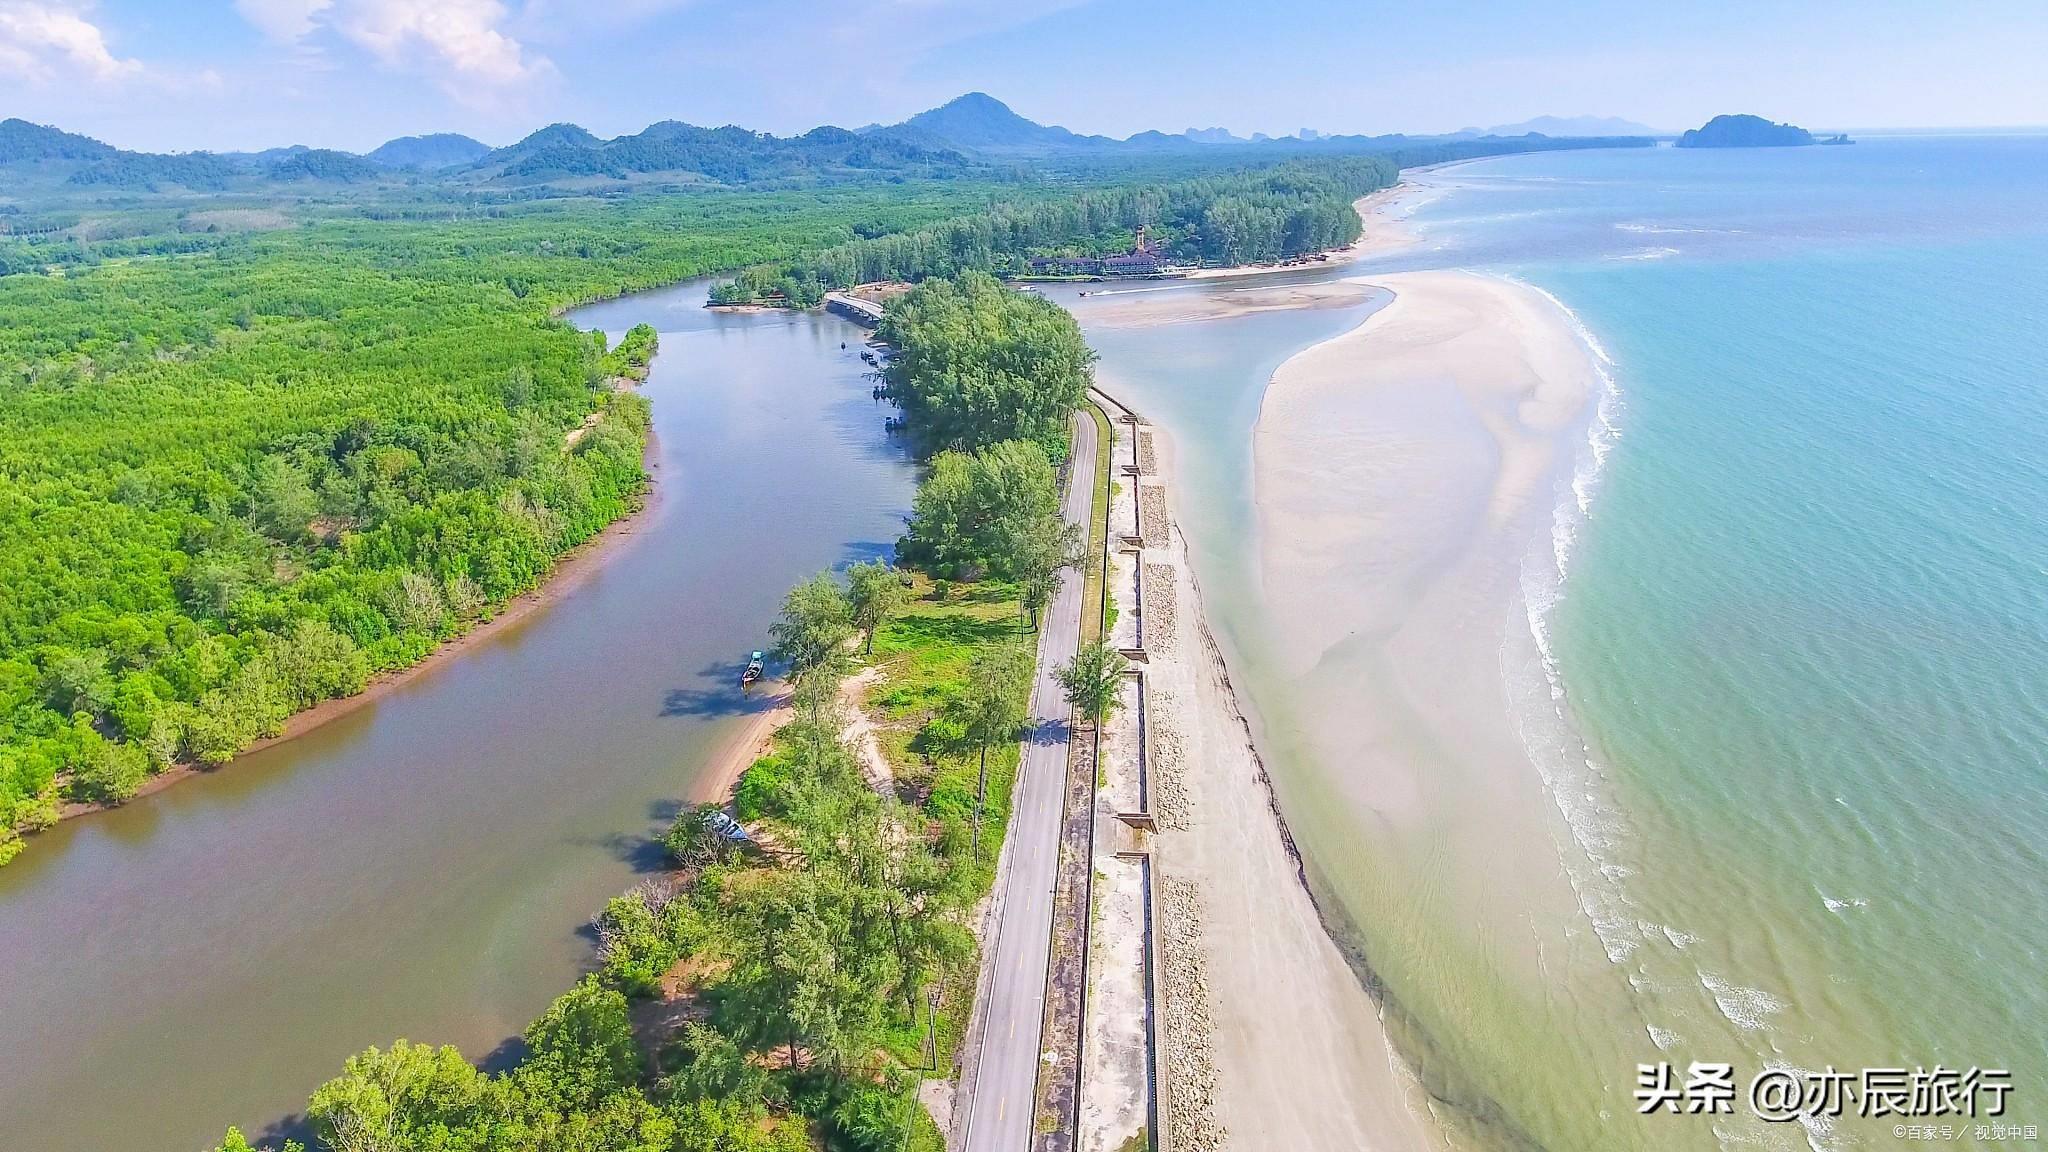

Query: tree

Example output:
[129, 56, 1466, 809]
[1011, 513, 1083, 631]
[950, 645, 1032, 861]
[716, 868, 886, 1078]
[517, 976, 641, 1112]
[769, 571, 853, 681]
[1057, 640, 1129, 729]
[901, 439, 1066, 581]
[877, 272, 1093, 457]
[846, 560, 909, 655]
[307, 1040, 502, 1152]
[210, 1128, 303, 1152]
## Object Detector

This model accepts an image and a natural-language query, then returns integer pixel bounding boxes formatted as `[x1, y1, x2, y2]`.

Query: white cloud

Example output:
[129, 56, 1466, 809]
[237, 0, 549, 98]
[0, 1, 142, 84]
[235, 0, 333, 43]
[336, 0, 539, 87]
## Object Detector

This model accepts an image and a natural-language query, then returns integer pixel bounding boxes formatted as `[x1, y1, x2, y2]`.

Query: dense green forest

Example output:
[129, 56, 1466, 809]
[0, 183, 1014, 864]
[711, 156, 1395, 305]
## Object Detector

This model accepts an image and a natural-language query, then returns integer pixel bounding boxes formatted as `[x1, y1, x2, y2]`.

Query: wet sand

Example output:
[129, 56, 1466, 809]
[1079, 183, 1439, 330]
[1138, 425, 1448, 1150]
[1251, 271, 1610, 1121]
[1082, 277, 1376, 329]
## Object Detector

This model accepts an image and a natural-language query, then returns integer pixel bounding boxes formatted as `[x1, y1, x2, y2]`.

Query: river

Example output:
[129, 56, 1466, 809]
[0, 281, 911, 1151]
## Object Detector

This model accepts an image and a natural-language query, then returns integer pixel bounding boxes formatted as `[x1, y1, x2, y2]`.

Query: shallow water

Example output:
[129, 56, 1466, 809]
[0, 282, 911, 1150]
[1057, 136, 2048, 1149]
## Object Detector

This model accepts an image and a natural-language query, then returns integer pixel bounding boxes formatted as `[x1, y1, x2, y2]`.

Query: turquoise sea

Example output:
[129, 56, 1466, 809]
[1484, 138, 2048, 1144]
[1068, 135, 2048, 1149]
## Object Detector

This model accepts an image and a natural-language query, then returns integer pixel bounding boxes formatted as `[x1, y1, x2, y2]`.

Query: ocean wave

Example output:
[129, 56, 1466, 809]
[1616, 222, 1724, 235]
[1608, 246, 1681, 261]
[1501, 275, 1643, 967]
[1819, 890, 1869, 913]
[1698, 971, 1787, 1031]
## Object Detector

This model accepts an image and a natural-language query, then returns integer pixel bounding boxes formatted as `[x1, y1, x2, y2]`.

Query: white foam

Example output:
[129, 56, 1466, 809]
[1698, 971, 1787, 1031]
[1616, 222, 1722, 235]
[1609, 245, 1681, 261]
[1647, 1024, 1682, 1051]
[1498, 276, 1647, 968]
[1819, 890, 1869, 913]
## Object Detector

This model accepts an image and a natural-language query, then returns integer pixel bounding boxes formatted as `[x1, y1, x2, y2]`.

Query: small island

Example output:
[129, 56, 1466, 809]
[1677, 113, 1847, 148]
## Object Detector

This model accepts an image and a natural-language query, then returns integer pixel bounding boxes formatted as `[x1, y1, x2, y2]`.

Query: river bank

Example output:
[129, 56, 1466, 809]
[48, 424, 664, 829]
[0, 284, 925, 1152]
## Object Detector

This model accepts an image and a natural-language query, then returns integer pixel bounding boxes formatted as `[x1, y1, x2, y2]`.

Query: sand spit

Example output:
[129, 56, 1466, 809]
[1252, 270, 1606, 1038]
[1082, 277, 1375, 329]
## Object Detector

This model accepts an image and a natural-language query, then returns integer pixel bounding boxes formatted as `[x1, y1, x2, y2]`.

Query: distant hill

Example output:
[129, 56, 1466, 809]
[1677, 114, 1818, 148]
[71, 151, 242, 191]
[367, 133, 489, 169]
[223, 145, 311, 164]
[899, 92, 1108, 152]
[268, 148, 383, 182]
[1, 95, 1662, 201]
[486, 122, 603, 166]
[467, 119, 971, 185]
[0, 119, 116, 162]
[1469, 114, 1657, 138]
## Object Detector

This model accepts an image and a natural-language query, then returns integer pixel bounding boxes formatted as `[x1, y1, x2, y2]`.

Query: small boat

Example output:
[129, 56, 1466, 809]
[708, 810, 751, 843]
[740, 651, 765, 690]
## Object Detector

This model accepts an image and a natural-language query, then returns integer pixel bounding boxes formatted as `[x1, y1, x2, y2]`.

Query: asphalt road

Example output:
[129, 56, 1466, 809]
[961, 409, 1097, 1152]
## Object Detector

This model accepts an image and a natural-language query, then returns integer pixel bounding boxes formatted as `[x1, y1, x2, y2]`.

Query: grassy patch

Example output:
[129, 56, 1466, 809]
[860, 571, 1031, 1068]
[1080, 401, 1113, 648]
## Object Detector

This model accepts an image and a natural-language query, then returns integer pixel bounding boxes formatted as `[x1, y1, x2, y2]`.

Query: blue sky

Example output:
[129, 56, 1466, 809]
[5, 0, 2046, 152]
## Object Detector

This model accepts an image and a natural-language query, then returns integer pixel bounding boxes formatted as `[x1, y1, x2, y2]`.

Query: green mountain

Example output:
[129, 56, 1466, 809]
[0, 95, 1662, 202]
[471, 120, 971, 184]
[898, 92, 1107, 153]
[268, 148, 384, 182]
[0, 119, 116, 162]
[1677, 114, 1818, 148]
[366, 133, 489, 169]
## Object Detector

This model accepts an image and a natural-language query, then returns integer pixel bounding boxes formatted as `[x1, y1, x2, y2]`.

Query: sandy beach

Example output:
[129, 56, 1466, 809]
[1249, 271, 1615, 1137]
[1079, 389, 1448, 1151]
[1182, 180, 1441, 282]
[1144, 436, 1448, 1151]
